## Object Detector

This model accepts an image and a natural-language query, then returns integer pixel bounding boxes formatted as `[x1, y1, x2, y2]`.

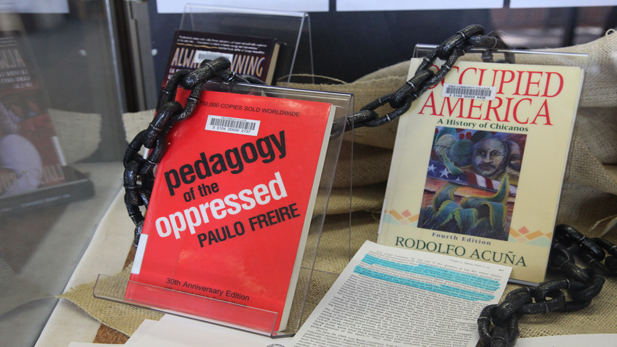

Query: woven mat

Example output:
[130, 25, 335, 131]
[59, 265, 164, 337]
[48, 109, 102, 165]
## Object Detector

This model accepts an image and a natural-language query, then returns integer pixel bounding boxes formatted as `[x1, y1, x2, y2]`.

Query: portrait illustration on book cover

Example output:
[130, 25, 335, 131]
[418, 126, 527, 241]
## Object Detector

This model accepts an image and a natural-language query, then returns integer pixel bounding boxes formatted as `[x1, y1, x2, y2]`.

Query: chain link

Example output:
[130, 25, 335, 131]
[346, 24, 512, 130]
[478, 225, 617, 347]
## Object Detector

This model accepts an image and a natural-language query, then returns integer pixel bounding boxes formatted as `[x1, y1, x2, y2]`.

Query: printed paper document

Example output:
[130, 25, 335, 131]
[292, 241, 511, 347]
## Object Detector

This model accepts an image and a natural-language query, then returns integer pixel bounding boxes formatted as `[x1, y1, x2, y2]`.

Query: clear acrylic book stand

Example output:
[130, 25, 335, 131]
[94, 82, 353, 337]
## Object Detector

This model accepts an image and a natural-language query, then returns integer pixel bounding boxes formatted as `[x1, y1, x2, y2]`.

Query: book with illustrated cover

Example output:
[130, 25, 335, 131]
[377, 58, 584, 284]
[161, 30, 283, 88]
[0, 30, 94, 214]
[125, 88, 335, 331]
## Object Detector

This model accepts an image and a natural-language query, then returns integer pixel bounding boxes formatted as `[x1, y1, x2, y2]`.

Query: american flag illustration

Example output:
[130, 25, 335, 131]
[426, 159, 517, 196]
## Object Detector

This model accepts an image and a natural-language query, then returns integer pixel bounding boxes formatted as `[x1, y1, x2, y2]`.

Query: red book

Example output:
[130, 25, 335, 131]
[125, 88, 335, 332]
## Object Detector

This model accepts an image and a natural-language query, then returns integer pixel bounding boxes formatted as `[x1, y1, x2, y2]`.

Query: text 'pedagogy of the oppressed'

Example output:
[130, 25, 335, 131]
[153, 130, 303, 247]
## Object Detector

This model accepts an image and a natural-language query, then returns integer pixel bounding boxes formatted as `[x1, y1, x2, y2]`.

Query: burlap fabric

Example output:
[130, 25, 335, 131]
[287, 31, 617, 230]
[58, 266, 164, 336]
[62, 32, 617, 339]
[48, 109, 102, 165]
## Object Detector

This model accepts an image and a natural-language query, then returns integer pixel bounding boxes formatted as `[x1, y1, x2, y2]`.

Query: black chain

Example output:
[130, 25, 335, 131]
[478, 225, 617, 347]
[124, 24, 510, 247]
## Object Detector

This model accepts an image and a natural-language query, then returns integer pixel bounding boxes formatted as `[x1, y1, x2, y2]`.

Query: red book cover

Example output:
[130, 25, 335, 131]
[125, 89, 334, 331]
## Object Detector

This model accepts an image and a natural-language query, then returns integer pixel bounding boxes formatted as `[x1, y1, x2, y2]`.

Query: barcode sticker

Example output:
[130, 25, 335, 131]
[206, 115, 260, 136]
[193, 51, 234, 65]
[442, 84, 496, 100]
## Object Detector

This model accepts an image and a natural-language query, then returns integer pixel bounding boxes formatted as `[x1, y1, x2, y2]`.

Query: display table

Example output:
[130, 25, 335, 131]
[28, 168, 617, 346]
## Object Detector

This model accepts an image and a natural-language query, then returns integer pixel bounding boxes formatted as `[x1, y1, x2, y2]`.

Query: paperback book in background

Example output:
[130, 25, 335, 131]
[161, 30, 283, 88]
[0, 30, 94, 214]
[126, 89, 335, 331]
[378, 58, 584, 284]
